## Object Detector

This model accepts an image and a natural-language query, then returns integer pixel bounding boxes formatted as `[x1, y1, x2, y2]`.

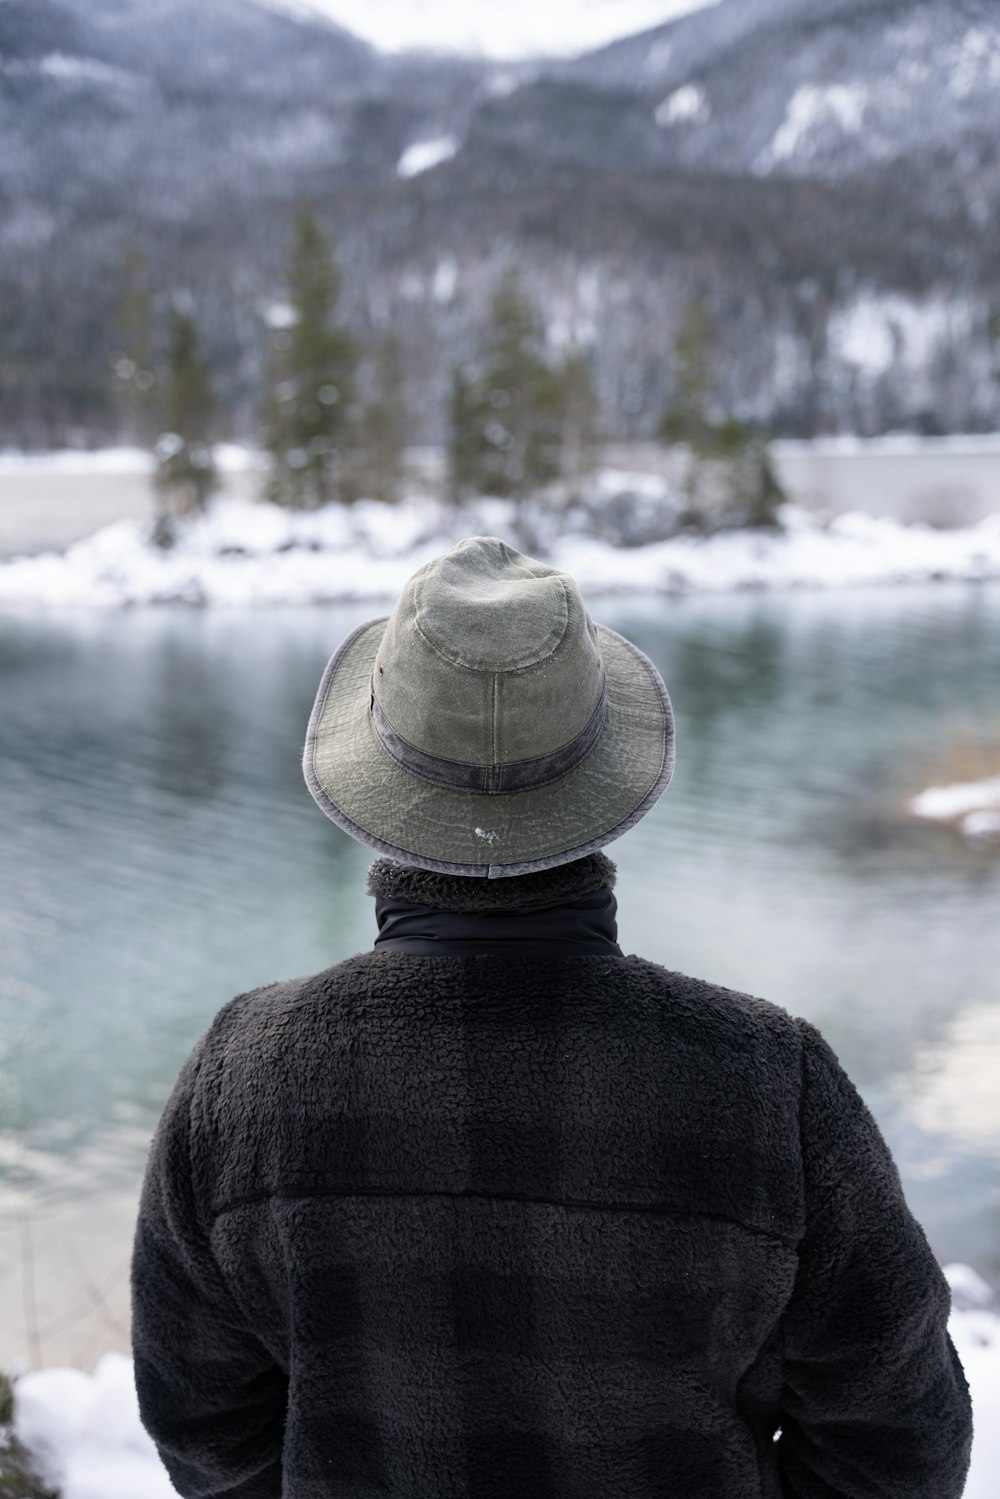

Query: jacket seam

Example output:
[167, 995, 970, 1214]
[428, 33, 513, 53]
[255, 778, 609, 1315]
[796, 1023, 865, 1229]
[208, 1183, 798, 1246]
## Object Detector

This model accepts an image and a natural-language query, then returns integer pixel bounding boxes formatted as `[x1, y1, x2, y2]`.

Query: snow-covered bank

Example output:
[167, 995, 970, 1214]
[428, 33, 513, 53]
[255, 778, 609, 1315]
[772, 433, 1000, 458]
[0, 444, 259, 477]
[6, 1264, 999, 1498]
[909, 776, 1000, 844]
[5, 432, 1000, 475]
[1, 491, 1000, 607]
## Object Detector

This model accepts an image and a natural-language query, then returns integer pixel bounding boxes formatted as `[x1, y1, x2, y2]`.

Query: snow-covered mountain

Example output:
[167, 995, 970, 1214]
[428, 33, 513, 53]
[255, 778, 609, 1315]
[470, 0, 998, 204]
[565, 0, 999, 195]
[4, 0, 376, 93]
[1, 0, 997, 447]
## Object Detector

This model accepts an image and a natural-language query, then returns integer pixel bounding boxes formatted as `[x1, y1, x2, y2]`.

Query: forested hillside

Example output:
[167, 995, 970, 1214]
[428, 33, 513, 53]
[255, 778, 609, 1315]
[1, 0, 998, 447]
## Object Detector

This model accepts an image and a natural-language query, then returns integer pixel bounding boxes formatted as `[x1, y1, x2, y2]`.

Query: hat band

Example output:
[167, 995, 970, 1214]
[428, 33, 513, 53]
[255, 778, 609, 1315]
[369, 675, 607, 796]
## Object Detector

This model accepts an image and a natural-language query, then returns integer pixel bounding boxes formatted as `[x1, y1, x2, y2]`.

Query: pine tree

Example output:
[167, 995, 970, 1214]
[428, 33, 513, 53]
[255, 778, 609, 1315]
[109, 247, 157, 444]
[989, 305, 1000, 412]
[659, 298, 715, 451]
[447, 269, 563, 502]
[447, 366, 484, 505]
[263, 202, 357, 509]
[345, 334, 409, 504]
[555, 349, 600, 504]
[659, 298, 785, 531]
[151, 307, 216, 548]
[705, 417, 786, 531]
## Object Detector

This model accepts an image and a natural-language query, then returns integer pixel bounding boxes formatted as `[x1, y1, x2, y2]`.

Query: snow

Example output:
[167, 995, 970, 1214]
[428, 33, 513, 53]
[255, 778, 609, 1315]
[950, 27, 1000, 100]
[827, 293, 963, 379]
[11, 1353, 177, 1499]
[0, 447, 151, 476]
[655, 83, 710, 126]
[910, 776, 1000, 823]
[486, 69, 526, 97]
[772, 432, 1000, 459]
[432, 257, 458, 303]
[945, 1267, 1000, 1495]
[35, 54, 140, 88]
[962, 811, 1000, 840]
[303, 2, 715, 60]
[6, 1269, 998, 1497]
[909, 776, 1000, 843]
[832, 299, 897, 377]
[760, 83, 868, 169]
[2, 487, 1000, 608]
[0, 444, 262, 477]
[254, 0, 351, 25]
[948, 1264, 997, 1310]
[262, 300, 298, 329]
[396, 136, 458, 178]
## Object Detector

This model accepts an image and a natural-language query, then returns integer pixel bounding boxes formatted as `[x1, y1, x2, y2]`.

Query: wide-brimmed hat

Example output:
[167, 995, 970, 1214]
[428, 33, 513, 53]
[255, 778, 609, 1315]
[303, 536, 675, 877]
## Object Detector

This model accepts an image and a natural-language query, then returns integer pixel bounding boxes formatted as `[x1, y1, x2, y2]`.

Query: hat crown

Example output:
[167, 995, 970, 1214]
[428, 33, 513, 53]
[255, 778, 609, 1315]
[412, 537, 570, 671]
[373, 536, 604, 770]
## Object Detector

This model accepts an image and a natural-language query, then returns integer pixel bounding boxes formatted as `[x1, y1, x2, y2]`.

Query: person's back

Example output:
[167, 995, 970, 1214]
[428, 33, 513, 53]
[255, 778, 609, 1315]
[131, 538, 973, 1498]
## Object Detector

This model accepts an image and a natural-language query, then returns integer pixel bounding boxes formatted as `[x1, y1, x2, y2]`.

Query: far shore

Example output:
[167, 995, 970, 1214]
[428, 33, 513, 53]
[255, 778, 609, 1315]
[1, 435, 999, 559]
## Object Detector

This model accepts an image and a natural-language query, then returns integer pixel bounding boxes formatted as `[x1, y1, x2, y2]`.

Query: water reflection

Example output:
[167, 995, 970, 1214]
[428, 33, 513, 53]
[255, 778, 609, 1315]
[0, 586, 998, 1281]
[895, 1003, 1000, 1158]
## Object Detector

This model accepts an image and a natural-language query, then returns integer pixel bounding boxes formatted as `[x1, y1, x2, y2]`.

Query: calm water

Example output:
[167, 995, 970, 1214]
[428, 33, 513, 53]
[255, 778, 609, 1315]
[1, 586, 999, 1285]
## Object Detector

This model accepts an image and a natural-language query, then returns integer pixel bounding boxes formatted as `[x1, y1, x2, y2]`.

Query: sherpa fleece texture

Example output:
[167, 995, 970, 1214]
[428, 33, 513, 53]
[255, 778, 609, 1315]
[131, 856, 973, 1499]
[366, 849, 619, 913]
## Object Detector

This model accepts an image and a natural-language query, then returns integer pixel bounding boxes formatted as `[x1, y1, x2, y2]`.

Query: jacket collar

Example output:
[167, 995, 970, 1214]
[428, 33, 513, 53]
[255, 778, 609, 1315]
[367, 853, 622, 957]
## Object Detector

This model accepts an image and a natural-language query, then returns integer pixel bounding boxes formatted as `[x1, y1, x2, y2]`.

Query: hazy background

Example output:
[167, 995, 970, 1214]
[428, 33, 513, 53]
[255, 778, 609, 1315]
[5, 0, 1000, 451]
[307, 1, 715, 56]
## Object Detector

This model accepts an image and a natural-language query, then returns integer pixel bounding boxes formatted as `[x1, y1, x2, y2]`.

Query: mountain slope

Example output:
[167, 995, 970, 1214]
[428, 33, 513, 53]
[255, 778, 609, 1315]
[56, 0, 378, 96]
[0, 0, 997, 447]
[480, 0, 1000, 198]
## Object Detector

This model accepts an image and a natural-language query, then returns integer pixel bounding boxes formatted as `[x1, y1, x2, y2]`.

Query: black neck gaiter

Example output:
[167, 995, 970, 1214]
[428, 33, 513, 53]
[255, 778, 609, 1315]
[368, 852, 623, 958]
[370, 851, 626, 953]
[373, 885, 622, 957]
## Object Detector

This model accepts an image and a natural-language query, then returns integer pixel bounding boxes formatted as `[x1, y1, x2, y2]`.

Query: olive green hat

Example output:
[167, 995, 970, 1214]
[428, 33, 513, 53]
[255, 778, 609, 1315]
[303, 536, 675, 877]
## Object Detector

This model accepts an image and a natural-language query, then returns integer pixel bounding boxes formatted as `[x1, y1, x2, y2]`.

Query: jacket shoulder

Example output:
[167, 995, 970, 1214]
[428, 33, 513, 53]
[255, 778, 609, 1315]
[205, 952, 376, 1030]
[621, 953, 802, 1040]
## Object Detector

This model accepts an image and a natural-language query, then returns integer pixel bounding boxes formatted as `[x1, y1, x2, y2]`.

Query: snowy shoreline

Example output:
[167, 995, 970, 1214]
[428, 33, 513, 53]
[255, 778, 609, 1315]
[1, 487, 1000, 608]
[4, 432, 1000, 476]
[6, 1262, 999, 1499]
[909, 776, 1000, 845]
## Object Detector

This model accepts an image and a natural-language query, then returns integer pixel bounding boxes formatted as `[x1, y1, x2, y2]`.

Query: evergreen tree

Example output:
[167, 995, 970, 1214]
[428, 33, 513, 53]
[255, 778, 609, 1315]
[989, 305, 1000, 410]
[110, 247, 157, 443]
[659, 298, 715, 450]
[705, 416, 786, 531]
[447, 269, 563, 502]
[447, 366, 484, 505]
[263, 202, 357, 509]
[659, 298, 785, 531]
[555, 348, 600, 504]
[344, 334, 409, 504]
[151, 307, 216, 548]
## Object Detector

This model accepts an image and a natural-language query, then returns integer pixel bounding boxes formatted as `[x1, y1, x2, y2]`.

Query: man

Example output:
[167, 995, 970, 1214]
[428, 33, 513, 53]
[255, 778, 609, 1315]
[131, 535, 973, 1498]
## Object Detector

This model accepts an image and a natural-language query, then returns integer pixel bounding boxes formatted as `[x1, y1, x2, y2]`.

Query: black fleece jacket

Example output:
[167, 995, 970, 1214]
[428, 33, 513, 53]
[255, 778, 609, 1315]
[130, 853, 973, 1499]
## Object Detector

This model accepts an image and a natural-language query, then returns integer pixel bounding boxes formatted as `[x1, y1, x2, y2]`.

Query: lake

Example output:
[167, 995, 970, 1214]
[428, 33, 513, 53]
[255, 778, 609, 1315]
[1, 584, 999, 1367]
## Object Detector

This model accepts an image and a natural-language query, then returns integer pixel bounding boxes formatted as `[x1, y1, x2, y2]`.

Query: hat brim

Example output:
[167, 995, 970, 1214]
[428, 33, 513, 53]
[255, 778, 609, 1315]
[303, 616, 675, 878]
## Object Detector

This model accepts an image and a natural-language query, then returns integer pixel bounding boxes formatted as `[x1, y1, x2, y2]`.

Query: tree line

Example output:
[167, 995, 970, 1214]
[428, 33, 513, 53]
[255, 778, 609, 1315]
[112, 202, 784, 548]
